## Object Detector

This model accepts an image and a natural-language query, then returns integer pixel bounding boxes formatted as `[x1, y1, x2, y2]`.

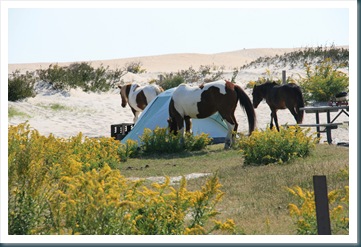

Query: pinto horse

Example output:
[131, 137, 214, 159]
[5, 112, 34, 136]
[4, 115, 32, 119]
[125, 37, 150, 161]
[168, 80, 256, 148]
[252, 81, 304, 131]
[118, 83, 164, 123]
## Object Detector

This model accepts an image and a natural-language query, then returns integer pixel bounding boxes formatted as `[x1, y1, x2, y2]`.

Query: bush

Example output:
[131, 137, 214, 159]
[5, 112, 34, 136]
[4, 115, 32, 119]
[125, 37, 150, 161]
[158, 65, 225, 90]
[184, 133, 212, 151]
[125, 61, 146, 74]
[37, 62, 127, 93]
[139, 127, 211, 154]
[287, 184, 349, 234]
[8, 123, 235, 235]
[238, 126, 318, 166]
[8, 71, 36, 101]
[37, 64, 69, 90]
[159, 74, 185, 91]
[298, 58, 349, 103]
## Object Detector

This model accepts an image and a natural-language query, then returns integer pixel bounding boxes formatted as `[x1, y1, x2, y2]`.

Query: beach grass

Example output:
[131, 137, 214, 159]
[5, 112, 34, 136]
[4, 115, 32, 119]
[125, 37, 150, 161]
[36, 103, 72, 111]
[8, 106, 31, 119]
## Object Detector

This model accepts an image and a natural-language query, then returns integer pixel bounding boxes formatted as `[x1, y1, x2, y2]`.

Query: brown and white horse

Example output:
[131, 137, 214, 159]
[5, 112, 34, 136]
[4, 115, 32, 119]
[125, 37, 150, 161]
[119, 83, 164, 123]
[168, 80, 256, 148]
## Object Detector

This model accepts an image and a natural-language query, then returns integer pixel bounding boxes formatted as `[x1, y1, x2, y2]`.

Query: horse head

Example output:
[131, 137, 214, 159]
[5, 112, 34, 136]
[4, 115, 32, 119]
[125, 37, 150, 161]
[118, 84, 129, 108]
[252, 85, 263, 108]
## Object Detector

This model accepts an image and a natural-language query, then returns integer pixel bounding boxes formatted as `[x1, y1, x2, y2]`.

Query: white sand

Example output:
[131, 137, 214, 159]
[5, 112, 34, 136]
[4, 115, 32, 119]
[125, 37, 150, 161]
[8, 48, 349, 144]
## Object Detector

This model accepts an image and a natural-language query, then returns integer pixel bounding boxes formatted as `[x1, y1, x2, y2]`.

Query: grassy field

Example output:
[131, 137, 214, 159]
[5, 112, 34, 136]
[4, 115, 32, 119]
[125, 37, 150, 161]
[119, 143, 349, 234]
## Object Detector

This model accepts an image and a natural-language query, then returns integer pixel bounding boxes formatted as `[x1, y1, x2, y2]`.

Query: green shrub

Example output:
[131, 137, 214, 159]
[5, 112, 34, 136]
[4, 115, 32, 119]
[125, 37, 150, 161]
[159, 74, 185, 90]
[184, 133, 212, 151]
[298, 58, 349, 103]
[158, 65, 225, 90]
[37, 64, 68, 90]
[8, 71, 36, 101]
[37, 62, 126, 93]
[238, 126, 318, 166]
[139, 127, 211, 154]
[118, 139, 140, 161]
[125, 61, 146, 74]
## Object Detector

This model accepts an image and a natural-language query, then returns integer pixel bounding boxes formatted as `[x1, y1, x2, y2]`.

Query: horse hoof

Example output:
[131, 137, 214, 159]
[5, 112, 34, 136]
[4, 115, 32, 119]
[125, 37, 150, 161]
[224, 141, 231, 149]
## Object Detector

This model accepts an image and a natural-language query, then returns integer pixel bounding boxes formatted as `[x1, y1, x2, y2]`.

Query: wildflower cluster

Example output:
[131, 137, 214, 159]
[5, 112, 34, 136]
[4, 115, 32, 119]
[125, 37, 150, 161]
[140, 127, 211, 154]
[287, 184, 349, 235]
[238, 126, 318, 165]
[8, 123, 235, 235]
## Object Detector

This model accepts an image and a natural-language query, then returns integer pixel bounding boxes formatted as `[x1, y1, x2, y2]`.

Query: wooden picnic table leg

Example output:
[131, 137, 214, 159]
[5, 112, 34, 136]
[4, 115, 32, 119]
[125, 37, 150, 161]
[326, 110, 331, 123]
[326, 110, 332, 144]
[315, 112, 321, 139]
[331, 109, 349, 123]
[326, 127, 332, 144]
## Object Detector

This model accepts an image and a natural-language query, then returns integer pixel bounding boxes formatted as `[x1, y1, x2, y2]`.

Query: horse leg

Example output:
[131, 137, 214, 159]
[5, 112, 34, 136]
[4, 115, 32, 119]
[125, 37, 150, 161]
[184, 116, 192, 133]
[174, 116, 186, 146]
[288, 107, 299, 124]
[273, 110, 280, 131]
[269, 112, 274, 129]
[231, 114, 238, 144]
[223, 121, 235, 149]
[221, 113, 237, 149]
[133, 111, 140, 123]
[130, 108, 140, 123]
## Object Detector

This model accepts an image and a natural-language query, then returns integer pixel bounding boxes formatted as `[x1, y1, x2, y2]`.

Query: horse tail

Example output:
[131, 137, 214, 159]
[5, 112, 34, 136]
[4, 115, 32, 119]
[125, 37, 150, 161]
[234, 85, 256, 134]
[295, 86, 304, 124]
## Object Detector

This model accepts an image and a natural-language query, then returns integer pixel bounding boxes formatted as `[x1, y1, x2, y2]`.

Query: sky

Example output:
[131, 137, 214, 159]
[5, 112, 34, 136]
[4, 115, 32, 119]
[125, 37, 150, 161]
[5, 2, 351, 64]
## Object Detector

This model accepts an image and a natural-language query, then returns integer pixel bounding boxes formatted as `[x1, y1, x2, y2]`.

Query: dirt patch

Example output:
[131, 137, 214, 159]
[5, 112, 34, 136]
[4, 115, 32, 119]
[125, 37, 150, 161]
[127, 172, 212, 185]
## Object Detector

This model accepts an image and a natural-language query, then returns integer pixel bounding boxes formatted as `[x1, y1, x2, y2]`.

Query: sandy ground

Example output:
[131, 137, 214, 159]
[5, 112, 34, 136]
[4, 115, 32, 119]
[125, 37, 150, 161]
[8, 48, 349, 144]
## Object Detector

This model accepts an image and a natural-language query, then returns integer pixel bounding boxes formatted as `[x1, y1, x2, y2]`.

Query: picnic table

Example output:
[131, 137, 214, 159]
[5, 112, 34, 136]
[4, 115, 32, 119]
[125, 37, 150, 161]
[298, 105, 349, 144]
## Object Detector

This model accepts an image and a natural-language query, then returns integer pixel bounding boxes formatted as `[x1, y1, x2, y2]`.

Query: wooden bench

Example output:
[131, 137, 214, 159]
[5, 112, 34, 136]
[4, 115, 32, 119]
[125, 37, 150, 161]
[285, 123, 343, 144]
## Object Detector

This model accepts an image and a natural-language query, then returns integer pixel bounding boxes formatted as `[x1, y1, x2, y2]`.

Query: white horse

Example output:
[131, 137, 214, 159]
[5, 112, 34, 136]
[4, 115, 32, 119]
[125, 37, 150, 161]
[118, 83, 164, 123]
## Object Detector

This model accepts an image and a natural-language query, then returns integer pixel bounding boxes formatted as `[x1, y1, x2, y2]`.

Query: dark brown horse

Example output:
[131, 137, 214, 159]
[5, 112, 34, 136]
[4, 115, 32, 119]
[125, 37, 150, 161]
[252, 81, 304, 131]
[168, 80, 256, 148]
[118, 83, 164, 123]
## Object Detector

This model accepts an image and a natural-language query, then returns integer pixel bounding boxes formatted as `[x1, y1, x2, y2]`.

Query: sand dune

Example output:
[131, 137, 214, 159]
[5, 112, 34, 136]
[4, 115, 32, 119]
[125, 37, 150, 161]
[9, 47, 303, 73]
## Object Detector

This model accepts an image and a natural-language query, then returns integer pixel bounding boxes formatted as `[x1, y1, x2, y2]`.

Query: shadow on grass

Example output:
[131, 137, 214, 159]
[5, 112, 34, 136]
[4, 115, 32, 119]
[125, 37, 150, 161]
[133, 143, 230, 161]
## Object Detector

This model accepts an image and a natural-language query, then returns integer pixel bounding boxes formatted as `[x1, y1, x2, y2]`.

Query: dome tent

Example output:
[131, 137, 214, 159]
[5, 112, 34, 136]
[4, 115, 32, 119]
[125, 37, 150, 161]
[121, 87, 229, 145]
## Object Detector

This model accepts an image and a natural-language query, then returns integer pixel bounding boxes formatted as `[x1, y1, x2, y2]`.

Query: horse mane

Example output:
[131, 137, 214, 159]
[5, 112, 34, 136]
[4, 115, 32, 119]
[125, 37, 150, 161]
[124, 84, 133, 97]
[263, 80, 278, 85]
